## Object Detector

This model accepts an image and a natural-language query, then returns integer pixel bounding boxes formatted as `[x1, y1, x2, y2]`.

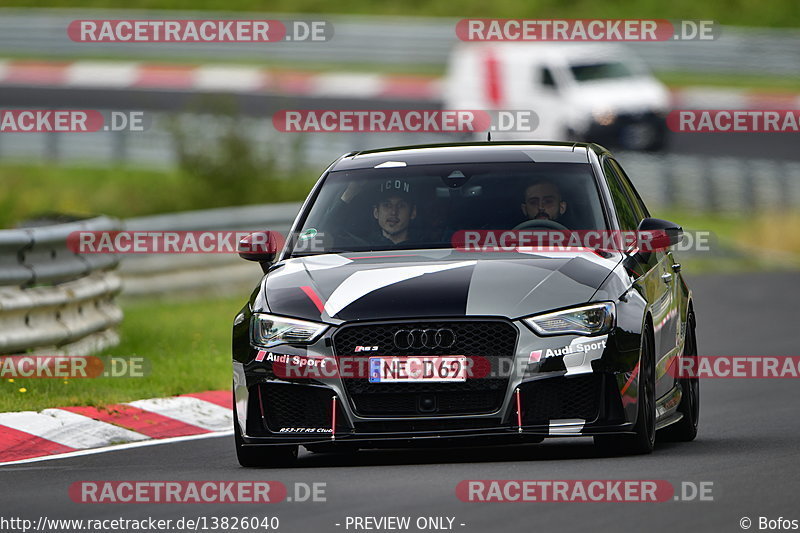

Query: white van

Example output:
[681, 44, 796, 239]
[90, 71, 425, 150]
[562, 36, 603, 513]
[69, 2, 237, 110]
[444, 43, 670, 150]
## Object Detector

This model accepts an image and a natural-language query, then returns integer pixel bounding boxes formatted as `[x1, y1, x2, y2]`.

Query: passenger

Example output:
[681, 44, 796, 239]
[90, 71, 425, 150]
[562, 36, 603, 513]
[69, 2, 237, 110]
[372, 179, 417, 245]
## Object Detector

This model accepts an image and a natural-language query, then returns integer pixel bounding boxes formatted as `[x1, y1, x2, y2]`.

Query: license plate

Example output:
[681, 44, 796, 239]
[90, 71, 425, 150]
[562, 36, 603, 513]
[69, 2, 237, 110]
[368, 356, 467, 383]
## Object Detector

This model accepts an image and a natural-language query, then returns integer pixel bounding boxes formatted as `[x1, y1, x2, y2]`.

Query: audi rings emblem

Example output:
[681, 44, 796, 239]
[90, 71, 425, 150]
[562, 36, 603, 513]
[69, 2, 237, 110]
[393, 328, 456, 350]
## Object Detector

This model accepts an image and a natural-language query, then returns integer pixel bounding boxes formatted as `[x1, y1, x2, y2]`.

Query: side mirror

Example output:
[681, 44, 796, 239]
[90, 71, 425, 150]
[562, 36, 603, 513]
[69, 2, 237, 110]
[238, 231, 284, 267]
[637, 218, 683, 251]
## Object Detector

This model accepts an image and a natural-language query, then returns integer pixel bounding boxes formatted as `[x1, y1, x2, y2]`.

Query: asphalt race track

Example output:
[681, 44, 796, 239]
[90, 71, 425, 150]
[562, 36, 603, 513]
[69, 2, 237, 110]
[2, 271, 798, 533]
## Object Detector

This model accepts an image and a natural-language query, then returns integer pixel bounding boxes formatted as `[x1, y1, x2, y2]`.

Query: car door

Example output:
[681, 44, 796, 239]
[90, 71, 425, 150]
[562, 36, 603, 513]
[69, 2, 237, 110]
[602, 158, 675, 398]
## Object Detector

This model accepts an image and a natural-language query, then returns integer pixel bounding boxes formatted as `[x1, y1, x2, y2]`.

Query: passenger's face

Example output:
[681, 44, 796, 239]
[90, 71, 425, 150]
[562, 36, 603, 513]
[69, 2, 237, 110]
[374, 195, 415, 237]
[521, 183, 566, 221]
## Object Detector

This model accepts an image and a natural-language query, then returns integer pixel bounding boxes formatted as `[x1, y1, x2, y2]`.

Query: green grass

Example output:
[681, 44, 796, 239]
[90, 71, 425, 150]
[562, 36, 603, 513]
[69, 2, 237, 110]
[657, 71, 800, 93]
[0, 163, 316, 229]
[0, 165, 190, 228]
[654, 209, 800, 273]
[0, 295, 246, 412]
[2, 0, 799, 27]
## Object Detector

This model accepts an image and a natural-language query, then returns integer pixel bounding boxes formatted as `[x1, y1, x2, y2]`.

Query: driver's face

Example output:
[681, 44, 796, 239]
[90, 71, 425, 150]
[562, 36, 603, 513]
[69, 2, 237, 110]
[521, 183, 566, 221]
[374, 195, 416, 238]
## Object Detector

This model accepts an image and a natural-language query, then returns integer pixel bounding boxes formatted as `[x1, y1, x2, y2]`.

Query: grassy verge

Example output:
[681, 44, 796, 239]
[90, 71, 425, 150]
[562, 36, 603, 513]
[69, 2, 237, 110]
[657, 71, 800, 93]
[655, 209, 800, 273]
[0, 295, 245, 412]
[0, 163, 316, 229]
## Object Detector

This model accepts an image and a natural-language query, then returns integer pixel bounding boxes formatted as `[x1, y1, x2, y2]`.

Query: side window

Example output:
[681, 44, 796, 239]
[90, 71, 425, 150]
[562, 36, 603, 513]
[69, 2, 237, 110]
[603, 160, 639, 231]
[540, 67, 557, 89]
[609, 159, 650, 220]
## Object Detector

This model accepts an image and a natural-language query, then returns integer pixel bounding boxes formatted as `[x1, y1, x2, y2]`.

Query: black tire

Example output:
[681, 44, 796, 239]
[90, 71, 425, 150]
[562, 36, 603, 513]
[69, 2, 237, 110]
[233, 394, 298, 468]
[594, 325, 656, 455]
[660, 312, 700, 442]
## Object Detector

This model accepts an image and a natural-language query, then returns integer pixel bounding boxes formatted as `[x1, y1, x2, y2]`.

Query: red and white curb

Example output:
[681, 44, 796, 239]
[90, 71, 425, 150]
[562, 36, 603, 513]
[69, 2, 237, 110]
[0, 390, 232, 465]
[1, 58, 799, 108]
[0, 59, 442, 101]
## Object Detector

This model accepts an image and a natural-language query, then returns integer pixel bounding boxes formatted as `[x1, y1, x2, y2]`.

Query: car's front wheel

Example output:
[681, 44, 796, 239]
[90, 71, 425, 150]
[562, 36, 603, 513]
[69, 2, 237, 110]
[594, 325, 656, 455]
[660, 311, 700, 442]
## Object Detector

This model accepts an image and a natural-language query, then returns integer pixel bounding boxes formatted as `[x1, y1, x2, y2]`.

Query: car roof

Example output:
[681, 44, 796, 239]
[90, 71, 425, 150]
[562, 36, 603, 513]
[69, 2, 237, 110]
[331, 141, 607, 171]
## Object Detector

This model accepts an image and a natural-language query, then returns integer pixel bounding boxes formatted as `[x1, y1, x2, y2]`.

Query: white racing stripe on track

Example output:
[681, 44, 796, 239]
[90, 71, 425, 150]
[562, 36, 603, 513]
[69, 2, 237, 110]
[0, 431, 232, 467]
[193, 66, 267, 92]
[0, 409, 148, 449]
[66, 61, 140, 87]
[311, 73, 383, 98]
[126, 397, 232, 432]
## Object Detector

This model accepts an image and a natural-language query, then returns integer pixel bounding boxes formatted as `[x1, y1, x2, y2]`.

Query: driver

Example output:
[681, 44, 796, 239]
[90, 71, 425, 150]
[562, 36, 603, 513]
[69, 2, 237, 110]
[372, 179, 417, 245]
[521, 179, 568, 223]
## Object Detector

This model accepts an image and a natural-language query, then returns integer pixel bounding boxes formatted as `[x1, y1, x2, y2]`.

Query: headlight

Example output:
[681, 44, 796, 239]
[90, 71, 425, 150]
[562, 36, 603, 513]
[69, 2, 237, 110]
[251, 313, 328, 348]
[523, 302, 615, 337]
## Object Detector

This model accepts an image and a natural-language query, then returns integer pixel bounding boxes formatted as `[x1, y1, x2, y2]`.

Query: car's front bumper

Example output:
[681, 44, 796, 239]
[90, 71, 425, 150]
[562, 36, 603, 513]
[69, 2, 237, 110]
[233, 315, 643, 448]
[580, 111, 667, 150]
[234, 369, 638, 448]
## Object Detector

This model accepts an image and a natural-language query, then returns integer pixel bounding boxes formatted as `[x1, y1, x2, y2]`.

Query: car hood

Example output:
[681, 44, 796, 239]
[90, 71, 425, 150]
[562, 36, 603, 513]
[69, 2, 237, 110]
[258, 249, 624, 323]
[567, 77, 670, 114]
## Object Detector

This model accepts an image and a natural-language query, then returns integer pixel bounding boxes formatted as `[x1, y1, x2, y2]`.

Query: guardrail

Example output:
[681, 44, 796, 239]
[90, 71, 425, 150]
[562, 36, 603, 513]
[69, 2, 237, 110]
[1, 9, 799, 75]
[120, 203, 299, 296]
[0, 216, 123, 355]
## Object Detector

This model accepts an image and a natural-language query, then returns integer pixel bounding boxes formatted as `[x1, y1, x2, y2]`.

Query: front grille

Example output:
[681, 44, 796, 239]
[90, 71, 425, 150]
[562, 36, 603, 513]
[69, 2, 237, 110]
[333, 320, 518, 416]
[518, 375, 602, 424]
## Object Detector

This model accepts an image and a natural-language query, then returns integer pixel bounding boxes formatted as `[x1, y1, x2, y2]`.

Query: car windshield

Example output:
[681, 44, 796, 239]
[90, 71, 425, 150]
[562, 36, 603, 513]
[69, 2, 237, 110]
[289, 161, 607, 256]
[570, 61, 635, 82]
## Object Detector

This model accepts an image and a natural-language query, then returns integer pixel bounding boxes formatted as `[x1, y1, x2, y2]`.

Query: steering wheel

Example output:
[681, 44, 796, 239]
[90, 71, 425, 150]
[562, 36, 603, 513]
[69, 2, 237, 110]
[512, 219, 568, 231]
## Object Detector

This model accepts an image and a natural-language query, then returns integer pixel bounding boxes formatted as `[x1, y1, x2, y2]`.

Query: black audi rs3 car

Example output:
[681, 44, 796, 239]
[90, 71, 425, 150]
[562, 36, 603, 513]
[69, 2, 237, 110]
[231, 141, 699, 466]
